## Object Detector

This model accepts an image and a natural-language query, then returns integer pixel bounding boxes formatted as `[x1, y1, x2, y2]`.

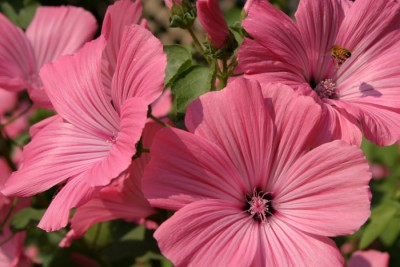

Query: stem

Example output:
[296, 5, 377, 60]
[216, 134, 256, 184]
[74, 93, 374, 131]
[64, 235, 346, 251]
[91, 223, 102, 250]
[148, 113, 172, 128]
[0, 132, 17, 171]
[0, 197, 19, 235]
[3, 102, 32, 127]
[217, 59, 229, 90]
[0, 233, 15, 246]
[187, 28, 212, 65]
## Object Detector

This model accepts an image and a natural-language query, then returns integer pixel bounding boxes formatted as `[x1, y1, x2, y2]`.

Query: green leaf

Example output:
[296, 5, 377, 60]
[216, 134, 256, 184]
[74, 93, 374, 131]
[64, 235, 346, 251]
[10, 207, 45, 233]
[380, 216, 400, 246]
[171, 65, 213, 113]
[0, 0, 39, 29]
[164, 45, 192, 88]
[359, 201, 399, 249]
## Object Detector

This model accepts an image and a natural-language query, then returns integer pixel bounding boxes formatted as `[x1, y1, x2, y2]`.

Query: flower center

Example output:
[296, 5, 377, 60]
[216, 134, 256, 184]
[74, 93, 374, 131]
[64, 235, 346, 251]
[315, 79, 337, 99]
[244, 189, 274, 223]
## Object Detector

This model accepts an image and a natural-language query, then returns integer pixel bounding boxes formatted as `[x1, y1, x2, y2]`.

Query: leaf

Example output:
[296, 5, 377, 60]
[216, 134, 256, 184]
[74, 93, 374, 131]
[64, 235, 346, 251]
[359, 201, 399, 249]
[380, 216, 400, 246]
[10, 207, 45, 233]
[171, 65, 213, 113]
[164, 45, 192, 88]
[0, 0, 39, 29]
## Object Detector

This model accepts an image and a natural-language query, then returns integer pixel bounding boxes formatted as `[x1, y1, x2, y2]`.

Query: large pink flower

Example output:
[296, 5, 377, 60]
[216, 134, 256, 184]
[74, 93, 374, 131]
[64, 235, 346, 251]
[142, 78, 372, 266]
[0, 6, 97, 108]
[1, 24, 166, 231]
[237, 0, 400, 146]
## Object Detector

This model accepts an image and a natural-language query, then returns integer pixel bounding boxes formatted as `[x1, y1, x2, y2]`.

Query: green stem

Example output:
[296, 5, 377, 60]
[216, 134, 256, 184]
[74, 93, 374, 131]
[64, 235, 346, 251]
[217, 59, 229, 90]
[0, 197, 19, 235]
[3, 102, 32, 127]
[0, 132, 17, 171]
[91, 223, 102, 250]
[188, 28, 212, 65]
[148, 113, 172, 128]
[0, 233, 15, 246]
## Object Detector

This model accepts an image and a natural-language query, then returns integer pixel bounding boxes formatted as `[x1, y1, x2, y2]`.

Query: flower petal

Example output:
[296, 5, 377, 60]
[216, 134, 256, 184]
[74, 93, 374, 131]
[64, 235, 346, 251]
[26, 6, 97, 68]
[40, 36, 119, 137]
[186, 78, 275, 190]
[67, 160, 155, 238]
[335, 0, 400, 53]
[2, 119, 114, 197]
[295, 0, 345, 82]
[142, 128, 245, 210]
[243, 0, 309, 75]
[101, 0, 142, 92]
[236, 38, 306, 86]
[316, 101, 362, 145]
[0, 14, 36, 92]
[274, 140, 371, 236]
[38, 175, 95, 231]
[260, 83, 323, 188]
[154, 199, 258, 267]
[254, 218, 343, 266]
[111, 25, 166, 112]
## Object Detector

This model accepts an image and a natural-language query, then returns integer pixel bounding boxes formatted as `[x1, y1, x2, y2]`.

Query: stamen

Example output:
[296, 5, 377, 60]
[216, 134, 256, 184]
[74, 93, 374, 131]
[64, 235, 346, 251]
[244, 188, 274, 223]
[315, 79, 337, 99]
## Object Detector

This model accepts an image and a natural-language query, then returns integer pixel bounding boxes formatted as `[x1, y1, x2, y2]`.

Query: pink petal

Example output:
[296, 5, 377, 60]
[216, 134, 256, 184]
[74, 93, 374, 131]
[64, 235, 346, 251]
[26, 6, 97, 68]
[150, 88, 172, 119]
[260, 83, 323, 188]
[154, 199, 258, 267]
[242, 0, 309, 76]
[186, 78, 275, 190]
[40, 37, 120, 137]
[348, 250, 389, 267]
[236, 38, 306, 86]
[316, 101, 362, 145]
[111, 25, 166, 112]
[2, 119, 115, 197]
[346, 102, 400, 146]
[0, 89, 17, 114]
[335, 0, 400, 54]
[142, 127, 245, 210]
[196, 0, 230, 49]
[68, 160, 154, 237]
[253, 217, 343, 266]
[294, 0, 345, 82]
[85, 96, 148, 187]
[38, 175, 95, 231]
[273, 140, 371, 236]
[101, 0, 142, 90]
[0, 14, 37, 92]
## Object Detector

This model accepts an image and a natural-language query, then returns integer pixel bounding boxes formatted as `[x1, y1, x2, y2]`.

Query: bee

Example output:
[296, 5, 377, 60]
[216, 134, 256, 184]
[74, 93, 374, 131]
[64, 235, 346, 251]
[331, 45, 351, 67]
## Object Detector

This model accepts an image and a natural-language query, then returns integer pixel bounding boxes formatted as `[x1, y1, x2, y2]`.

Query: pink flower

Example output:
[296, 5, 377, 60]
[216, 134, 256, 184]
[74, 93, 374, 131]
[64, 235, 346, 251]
[2, 24, 166, 231]
[142, 78, 371, 266]
[0, 6, 97, 109]
[59, 122, 164, 247]
[196, 0, 230, 49]
[348, 250, 389, 267]
[237, 0, 400, 146]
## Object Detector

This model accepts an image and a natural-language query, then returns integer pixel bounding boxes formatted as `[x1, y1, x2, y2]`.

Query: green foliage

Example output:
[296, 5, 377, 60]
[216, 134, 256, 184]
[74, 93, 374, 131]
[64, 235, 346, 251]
[360, 201, 399, 249]
[10, 207, 45, 232]
[171, 65, 214, 113]
[164, 45, 192, 88]
[0, 0, 39, 29]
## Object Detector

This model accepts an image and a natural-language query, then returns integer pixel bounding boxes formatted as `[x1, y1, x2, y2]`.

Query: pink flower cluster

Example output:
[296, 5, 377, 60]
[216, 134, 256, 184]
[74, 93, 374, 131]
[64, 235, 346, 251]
[1, 0, 399, 265]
